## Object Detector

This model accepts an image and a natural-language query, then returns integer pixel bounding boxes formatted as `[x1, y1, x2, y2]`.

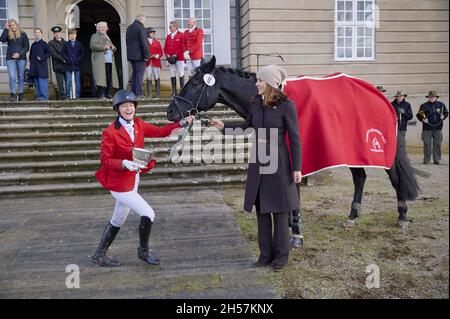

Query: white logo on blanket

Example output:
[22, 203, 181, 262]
[366, 129, 387, 153]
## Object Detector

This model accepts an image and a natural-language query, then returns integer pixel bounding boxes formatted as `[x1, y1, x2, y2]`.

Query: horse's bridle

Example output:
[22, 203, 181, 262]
[172, 70, 216, 123]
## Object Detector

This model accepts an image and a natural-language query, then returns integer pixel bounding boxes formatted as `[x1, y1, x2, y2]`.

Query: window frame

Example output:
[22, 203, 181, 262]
[0, 0, 19, 70]
[334, 0, 376, 62]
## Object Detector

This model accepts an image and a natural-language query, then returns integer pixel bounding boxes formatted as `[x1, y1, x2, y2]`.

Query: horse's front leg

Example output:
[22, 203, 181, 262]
[385, 168, 409, 229]
[289, 183, 304, 248]
[343, 168, 367, 228]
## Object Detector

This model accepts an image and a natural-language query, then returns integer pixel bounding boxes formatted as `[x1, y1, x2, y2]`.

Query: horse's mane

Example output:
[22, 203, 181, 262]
[216, 66, 256, 80]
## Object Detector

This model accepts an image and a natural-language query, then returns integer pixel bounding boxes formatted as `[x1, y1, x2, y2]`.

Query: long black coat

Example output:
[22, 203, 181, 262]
[29, 40, 50, 78]
[61, 40, 84, 72]
[126, 20, 150, 61]
[48, 38, 66, 72]
[224, 96, 302, 214]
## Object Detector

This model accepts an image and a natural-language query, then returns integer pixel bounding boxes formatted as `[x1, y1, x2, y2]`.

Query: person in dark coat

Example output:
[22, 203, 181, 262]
[391, 90, 413, 149]
[126, 15, 150, 98]
[416, 90, 448, 165]
[211, 65, 302, 272]
[29, 28, 50, 101]
[48, 26, 67, 100]
[0, 19, 30, 101]
[61, 28, 84, 99]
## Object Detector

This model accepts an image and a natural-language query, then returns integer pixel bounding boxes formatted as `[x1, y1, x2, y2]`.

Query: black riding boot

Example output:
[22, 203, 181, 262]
[155, 79, 161, 99]
[179, 76, 185, 91]
[91, 222, 121, 267]
[137, 216, 160, 265]
[289, 207, 304, 248]
[97, 86, 106, 99]
[105, 85, 113, 99]
[10, 93, 16, 102]
[171, 77, 177, 97]
[147, 80, 153, 98]
[18, 93, 24, 101]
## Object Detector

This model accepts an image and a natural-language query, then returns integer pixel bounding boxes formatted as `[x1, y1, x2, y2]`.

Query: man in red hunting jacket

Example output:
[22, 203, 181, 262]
[183, 18, 204, 78]
[164, 21, 186, 97]
[145, 27, 163, 99]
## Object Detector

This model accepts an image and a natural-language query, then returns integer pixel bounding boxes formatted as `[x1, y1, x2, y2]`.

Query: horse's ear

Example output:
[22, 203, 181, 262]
[203, 55, 216, 73]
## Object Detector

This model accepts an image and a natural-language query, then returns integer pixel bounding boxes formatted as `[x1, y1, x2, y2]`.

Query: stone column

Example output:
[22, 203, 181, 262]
[33, 0, 49, 40]
[126, 0, 142, 25]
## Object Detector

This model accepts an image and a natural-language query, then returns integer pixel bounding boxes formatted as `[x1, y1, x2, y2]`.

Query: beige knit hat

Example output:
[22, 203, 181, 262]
[256, 65, 288, 90]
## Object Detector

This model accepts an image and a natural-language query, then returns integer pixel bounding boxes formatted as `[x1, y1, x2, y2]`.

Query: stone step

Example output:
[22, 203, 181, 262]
[0, 135, 253, 152]
[0, 174, 248, 198]
[0, 153, 251, 173]
[0, 143, 251, 163]
[0, 110, 238, 124]
[0, 117, 240, 133]
[3, 98, 171, 109]
[0, 164, 248, 187]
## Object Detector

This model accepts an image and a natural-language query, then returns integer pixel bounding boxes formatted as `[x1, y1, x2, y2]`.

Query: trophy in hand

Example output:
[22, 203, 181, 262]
[132, 148, 154, 169]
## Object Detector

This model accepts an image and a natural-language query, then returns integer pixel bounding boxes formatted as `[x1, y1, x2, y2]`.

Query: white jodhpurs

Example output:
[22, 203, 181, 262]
[169, 61, 185, 78]
[186, 59, 201, 77]
[109, 174, 155, 227]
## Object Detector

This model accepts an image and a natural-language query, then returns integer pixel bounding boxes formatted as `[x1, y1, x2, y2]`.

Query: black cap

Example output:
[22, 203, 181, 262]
[51, 26, 63, 33]
[146, 27, 156, 34]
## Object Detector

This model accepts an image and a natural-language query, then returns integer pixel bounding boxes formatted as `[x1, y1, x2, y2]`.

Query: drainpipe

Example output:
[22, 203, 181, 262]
[235, 0, 242, 70]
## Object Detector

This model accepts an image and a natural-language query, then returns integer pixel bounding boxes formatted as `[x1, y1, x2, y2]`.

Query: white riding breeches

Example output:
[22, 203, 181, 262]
[109, 174, 155, 227]
[169, 61, 185, 78]
[186, 59, 201, 77]
[145, 65, 161, 80]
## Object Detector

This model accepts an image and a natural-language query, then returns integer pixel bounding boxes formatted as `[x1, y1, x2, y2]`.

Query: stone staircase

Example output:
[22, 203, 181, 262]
[0, 99, 251, 198]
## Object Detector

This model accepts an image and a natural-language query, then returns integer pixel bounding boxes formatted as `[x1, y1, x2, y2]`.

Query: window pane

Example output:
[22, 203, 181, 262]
[357, 37, 364, 47]
[337, 48, 345, 58]
[337, 1, 345, 10]
[357, 12, 364, 21]
[357, 26, 364, 36]
[345, 27, 352, 36]
[345, 38, 352, 47]
[174, 0, 181, 8]
[204, 44, 211, 53]
[337, 27, 344, 37]
[203, 0, 210, 8]
[203, 9, 211, 19]
[357, 1, 364, 10]
[203, 19, 211, 29]
[365, 48, 372, 57]
[183, 0, 190, 8]
[365, 37, 372, 47]
[195, 9, 202, 18]
[365, 27, 373, 35]
[337, 38, 344, 47]
[174, 9, 182, 19]
[183, 9, 190, 18]
[345, 1, 353, 10]
[195, 0, 202, 8]
[345, 12, 353, 21]
[197, 20, 203, 28]
[204, 34, 212, 43]
[357, 48, 364, 57]
[365, 1, 373, 11]
[0, 8, 5, 17]
[182, 19, 189, 28]
[337, 12, 344, 21]
[345, 48, 352, 57]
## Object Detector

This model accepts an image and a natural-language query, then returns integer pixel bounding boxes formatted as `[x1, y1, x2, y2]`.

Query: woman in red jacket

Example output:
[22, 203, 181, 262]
[145, 27, 163, 99]
[91, 89, 194, 267]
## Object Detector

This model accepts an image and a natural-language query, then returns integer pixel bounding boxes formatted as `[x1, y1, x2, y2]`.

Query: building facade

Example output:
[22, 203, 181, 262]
[0, 0, 448, 147]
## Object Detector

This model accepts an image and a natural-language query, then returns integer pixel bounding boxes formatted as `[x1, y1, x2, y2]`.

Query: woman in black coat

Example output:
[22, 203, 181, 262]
[29, 28, 50, 101]
[0, 19, 30, 101]
[211, 65, 302, 272]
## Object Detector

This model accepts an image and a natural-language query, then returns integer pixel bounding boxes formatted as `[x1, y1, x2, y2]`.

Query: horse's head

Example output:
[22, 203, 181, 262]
[167, 56, 221, 122]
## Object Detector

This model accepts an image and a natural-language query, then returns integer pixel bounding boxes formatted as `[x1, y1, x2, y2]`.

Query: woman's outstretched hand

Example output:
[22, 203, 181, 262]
[294, 171, 302, 184]
[210, 118, 224, 130]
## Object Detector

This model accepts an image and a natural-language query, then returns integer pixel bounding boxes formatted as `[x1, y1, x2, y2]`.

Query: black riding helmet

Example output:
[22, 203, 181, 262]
[113, 89, 138, 113]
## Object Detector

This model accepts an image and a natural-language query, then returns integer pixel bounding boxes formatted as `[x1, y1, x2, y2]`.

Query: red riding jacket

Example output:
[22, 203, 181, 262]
[164, 31, 185, 62]
[147, 38, 163, 68]
[184, 27, 204, 60]
[95, 117, 181, 192]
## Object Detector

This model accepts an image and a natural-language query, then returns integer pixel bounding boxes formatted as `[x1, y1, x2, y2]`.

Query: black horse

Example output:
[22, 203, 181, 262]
[167, 56, 421, 244]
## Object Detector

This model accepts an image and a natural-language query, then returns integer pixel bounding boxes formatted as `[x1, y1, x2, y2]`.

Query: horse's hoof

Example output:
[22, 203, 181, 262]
[290, 236, 304, 249]
[342, 219, 357, 229]
[396, 220, 409, 229]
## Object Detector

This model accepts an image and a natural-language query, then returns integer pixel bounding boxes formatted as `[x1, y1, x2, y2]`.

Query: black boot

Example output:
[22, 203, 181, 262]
[90, 222, 121, 267]
[137, 216, 160, 265]
[105, 85, 113, 99]
[170, 77, 177, 97]
[155, 79, 160, 99]
[147, 80, 153, 99]
[97, 86, 106, 99]
[179, 76, 185, 91]
[18, 93, 24, 101]
[10, 93, 16, 102]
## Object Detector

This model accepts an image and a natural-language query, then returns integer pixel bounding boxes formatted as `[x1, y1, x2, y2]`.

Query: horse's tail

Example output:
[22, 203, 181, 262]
[391, 136, 421, 201]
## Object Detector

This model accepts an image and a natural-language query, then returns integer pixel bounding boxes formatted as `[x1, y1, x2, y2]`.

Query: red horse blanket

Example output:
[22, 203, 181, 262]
[284, 73, 397, 177]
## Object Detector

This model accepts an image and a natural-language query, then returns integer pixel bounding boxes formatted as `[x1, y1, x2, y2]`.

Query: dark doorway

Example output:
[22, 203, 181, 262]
[77, 0, 122, 98]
